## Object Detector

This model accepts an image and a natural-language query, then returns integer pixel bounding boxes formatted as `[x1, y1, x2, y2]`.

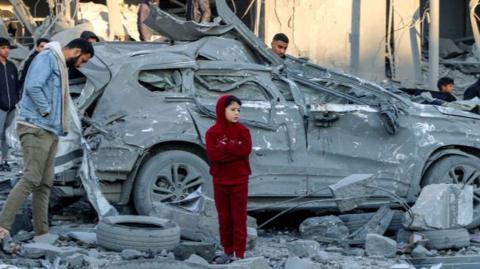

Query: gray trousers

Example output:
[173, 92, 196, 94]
[0, 109, 15, 160]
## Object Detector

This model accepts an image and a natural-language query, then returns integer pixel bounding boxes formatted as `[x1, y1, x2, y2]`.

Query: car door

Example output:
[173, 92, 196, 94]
[188, 63, 308, 197]
[296, 79, 413, 198]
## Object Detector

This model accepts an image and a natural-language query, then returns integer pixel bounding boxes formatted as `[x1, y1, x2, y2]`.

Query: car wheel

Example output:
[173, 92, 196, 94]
[422, 154, 480, 227]
[422, 154, 480, 199]
[133, 150, 212, 216]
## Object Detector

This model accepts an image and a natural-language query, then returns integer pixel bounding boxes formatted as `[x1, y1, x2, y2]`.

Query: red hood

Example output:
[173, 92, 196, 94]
[215, 95, 231, 126]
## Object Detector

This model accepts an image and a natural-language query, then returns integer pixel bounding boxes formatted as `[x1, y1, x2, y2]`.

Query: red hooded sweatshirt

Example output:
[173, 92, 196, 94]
[206, 95, 252, 185]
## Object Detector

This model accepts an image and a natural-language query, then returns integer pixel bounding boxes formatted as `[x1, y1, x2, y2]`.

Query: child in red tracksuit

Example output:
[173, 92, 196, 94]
[206, 95, 252, 263]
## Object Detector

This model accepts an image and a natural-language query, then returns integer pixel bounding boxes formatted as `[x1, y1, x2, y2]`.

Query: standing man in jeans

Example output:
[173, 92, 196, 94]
[0, 38, 94, 238]
[0, 38, 20, 172]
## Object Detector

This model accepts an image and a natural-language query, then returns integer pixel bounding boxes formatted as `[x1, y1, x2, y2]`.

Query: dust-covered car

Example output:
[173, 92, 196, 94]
[54, 0, 480, 216]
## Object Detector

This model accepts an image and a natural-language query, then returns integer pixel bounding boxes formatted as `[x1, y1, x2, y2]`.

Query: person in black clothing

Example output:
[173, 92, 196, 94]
[464, 78, 480, 100]
[19, 38, 49, 91]
[0, 38, 20, 172]
[432, 77, 457, 102]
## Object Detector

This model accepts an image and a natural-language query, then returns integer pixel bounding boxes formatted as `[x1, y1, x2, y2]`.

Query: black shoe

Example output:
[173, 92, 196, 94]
[1, 161, 10, 172]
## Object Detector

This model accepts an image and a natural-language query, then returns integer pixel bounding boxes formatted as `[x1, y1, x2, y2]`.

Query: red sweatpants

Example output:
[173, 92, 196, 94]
[213, 182, 248, 258]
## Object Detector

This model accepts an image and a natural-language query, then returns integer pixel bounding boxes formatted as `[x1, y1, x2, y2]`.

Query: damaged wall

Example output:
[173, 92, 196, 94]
[263, 0, 386, 83]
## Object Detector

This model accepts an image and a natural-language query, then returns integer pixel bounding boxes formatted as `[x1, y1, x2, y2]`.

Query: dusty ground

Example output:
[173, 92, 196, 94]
[0, 156, 479, 269]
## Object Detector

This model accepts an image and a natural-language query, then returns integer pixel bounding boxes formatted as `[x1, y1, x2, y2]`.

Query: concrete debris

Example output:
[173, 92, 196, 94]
[404, 184, 473, 230]
[225, 257, 272, 269]
[299, 216, 349, 243]
[185, 254, 209, 266]
[65, 231, 97, 245]
[349, 205, 394, 241]
[365, 234, 397, 258]
[120, 249, 148, 260]
[396, 229, 412, 244]
[342, 247, 365, 257]
[284, 257, 322, 269]
[286, 240, 321, 258]
[173, 241, 216, 262]
[411, 245, 434, 258]
[390, 264, 415, 269]
[65, 253, 86, 269]
[328, 174, 374, 212]
[33, 233, 59, 245]
[420, 228, 470, 250]
[1, 236, 19, 254]
[20, 242, 80, 260]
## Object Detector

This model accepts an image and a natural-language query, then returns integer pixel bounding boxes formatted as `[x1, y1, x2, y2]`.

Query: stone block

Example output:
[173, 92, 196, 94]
[286, 240, 321, 258]
[404, 184, 473, 230]
[284, 257, 322, 269]
[365, 234, 397, 258]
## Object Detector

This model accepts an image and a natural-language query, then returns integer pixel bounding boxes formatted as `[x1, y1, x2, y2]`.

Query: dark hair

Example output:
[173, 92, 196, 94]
[0, 37, 11, 48]
[65, 38, 94, 57]
[273, 33, 289, 43]
[225, 95, 242, 108]
[36, 38, 50, 47]
[80, 31, 100, 42]
[437, 77, 454, 90]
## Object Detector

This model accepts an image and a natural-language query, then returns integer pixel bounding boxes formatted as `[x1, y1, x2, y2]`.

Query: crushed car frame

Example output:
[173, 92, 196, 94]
[53, 0, 480, 216]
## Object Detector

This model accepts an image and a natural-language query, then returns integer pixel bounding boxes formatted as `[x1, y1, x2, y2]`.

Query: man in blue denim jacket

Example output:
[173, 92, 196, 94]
[0, 38, 94, 238]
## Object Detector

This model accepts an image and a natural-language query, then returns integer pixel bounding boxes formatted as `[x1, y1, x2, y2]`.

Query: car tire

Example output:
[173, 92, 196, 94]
[133, 150, 212, 216]
[96, 215, 180, 252]
[339, 210, 403, 233]
[422, 154, 480, 227]
[420, 228, 470, 250]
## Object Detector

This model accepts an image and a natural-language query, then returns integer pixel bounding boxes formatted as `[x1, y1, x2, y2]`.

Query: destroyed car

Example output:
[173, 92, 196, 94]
[54, 0, 480, 215]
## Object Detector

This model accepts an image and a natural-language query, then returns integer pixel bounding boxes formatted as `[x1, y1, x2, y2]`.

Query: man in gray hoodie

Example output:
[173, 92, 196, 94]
[0, 38, 93, 239]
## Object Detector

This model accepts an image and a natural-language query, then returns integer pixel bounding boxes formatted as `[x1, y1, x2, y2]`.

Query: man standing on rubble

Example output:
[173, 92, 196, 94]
[186, 0, 212, 23]
[0, 39, 94, 239]
[137, 0, 160, 41]
[0, 38, 20, 172]
[19, 38, 50, 91]
[271, 33, 289, 59]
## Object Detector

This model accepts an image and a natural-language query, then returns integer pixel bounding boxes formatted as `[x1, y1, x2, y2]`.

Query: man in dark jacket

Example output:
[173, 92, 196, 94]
[0, 38, 20, 172]
[19, 38, 49, 91]
[464, 78, 480, 100]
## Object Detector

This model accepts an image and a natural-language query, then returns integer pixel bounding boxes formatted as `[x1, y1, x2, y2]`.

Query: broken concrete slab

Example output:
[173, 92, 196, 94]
[390, 264, 415, 269]
[404, 184, 473, 230]
[120, 249, 148, 260]
[365, 234, 397, 258]
[185, 254, 209, 266]
[409, 255, 480, 269]
[229, 257, 272, 269]
[33, 233, 59, 245]
[284, 257, 322, 269]
[349, 205, 394, 241]
[286, 239, 321, 258]
[21, 242, 80, 260]
[65, 253, 86, 269]
[299, 216, 349, 243]
[173, 241, 216, 262]
[328, 174, 374, 212]
[66, 231, 97, 245]
[411, 245, 434, 258]
[420, 228, 470, 250]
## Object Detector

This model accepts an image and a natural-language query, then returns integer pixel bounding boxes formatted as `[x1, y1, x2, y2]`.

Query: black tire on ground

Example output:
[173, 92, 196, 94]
[420, 228, 470, 250]
[133, 150, 212, 216]
[422, 154, 480, 227]
[96, 215, 181, 252]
